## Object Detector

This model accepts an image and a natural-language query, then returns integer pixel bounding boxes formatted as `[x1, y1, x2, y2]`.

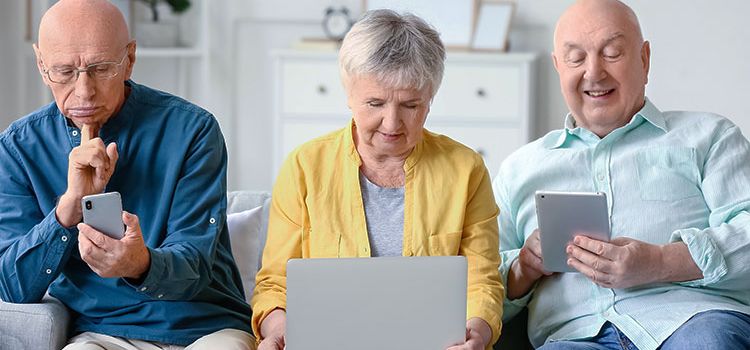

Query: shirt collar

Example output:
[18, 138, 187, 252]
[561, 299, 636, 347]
[547, 98, 666, 149]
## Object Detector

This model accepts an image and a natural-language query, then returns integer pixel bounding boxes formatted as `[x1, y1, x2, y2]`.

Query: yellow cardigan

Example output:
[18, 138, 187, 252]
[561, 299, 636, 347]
[251, 122, 504, 345]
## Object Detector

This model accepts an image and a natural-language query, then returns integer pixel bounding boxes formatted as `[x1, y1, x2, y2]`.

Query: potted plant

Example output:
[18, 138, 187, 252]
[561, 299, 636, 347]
[134, 0, 192, 47]
[137, 0, 191, 22]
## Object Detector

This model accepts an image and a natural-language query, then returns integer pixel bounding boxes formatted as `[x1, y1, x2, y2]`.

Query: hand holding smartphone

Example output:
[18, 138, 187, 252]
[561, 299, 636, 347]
[81, 191, 125, 239]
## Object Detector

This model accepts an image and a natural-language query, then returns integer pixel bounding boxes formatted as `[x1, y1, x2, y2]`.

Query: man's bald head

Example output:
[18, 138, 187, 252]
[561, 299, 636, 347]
[555, 0, 643, 51]
[38, 0, 130, 53]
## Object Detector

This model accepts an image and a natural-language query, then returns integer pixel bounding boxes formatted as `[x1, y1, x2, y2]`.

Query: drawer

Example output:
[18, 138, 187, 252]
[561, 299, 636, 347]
[425, 125, 525, 177]
[280, 60, 349, 116]
[275, 119, 349, 174]
[430, 63, 522, 122]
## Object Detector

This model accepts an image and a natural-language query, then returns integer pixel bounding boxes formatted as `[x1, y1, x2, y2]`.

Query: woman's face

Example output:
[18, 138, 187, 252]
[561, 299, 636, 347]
[347, 75, 432, 160]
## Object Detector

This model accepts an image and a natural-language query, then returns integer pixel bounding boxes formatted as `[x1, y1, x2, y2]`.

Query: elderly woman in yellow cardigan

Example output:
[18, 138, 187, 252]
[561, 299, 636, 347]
[251, 9, 504, 350]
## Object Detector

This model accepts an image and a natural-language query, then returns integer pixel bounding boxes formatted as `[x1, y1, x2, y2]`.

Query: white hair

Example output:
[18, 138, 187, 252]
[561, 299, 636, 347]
[339, 9, 445, 96]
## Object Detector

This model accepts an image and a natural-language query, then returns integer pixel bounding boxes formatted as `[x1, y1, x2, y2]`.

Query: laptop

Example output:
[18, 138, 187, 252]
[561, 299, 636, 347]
[285, 256, 467, 350]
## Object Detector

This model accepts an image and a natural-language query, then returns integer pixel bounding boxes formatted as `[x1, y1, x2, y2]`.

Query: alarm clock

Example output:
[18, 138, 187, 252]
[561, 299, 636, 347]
[322, 6, 354, 41]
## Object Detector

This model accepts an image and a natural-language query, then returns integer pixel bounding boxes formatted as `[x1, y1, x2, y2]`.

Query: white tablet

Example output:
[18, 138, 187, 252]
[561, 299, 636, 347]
[535, 191, 611, 273]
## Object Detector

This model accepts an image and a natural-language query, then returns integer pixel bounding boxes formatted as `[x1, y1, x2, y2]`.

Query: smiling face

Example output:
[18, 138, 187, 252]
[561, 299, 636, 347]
[347, 75, 432, 161]
[552, 0, 650, 137]
[34, 0, 135, 129]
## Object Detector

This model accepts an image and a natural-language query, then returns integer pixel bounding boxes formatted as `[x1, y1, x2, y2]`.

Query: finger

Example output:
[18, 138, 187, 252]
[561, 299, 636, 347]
[122, 211, 141, 235]
[77, 222, 114, 250]
[519, 247, 545, 273]
[78, 233, 107, 268]
[106, 142, 119, 171]
[573, 235, 615, 259]
[566, 243, 614, 274]
[81, 124, 99, 143]
[567, 256, 612, 287]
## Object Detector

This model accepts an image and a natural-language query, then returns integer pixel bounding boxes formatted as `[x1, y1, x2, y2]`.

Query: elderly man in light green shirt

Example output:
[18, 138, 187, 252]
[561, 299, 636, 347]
[493, 0, 750, 349]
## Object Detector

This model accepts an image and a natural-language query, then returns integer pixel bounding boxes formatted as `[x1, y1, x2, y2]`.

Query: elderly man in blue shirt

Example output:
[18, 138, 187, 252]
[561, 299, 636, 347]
[0, 0, 255, 349]
[494, 0, 750, 349]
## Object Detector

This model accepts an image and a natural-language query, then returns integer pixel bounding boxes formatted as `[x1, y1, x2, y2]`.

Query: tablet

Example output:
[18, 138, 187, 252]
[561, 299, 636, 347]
[535, 191, 610, 273]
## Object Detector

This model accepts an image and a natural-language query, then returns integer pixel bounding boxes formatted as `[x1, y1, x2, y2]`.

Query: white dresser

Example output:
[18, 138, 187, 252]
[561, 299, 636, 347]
[272, 49, 537, 178]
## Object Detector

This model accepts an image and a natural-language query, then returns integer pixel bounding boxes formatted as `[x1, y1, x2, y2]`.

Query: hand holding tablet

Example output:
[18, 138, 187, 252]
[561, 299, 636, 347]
[534, 191, 611, 273]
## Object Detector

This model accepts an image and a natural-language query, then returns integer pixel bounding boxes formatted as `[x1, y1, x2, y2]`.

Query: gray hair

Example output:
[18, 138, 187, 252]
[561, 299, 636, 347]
[339, 9, 445, 96]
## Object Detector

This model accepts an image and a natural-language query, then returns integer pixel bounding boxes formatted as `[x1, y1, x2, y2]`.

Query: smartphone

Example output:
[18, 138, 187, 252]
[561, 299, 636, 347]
[535, 191, 611, 273]
[81, 191, 125, 239]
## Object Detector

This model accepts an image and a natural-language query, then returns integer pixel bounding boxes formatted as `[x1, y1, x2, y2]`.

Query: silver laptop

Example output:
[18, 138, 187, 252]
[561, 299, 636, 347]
[285, 256, 467, 350]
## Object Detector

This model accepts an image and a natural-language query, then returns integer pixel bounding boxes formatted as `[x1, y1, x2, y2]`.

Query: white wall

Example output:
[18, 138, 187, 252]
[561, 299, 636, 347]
[2, 1, 748, 191]
[0, 1, 27, 128]
[227, 0, 750, 191]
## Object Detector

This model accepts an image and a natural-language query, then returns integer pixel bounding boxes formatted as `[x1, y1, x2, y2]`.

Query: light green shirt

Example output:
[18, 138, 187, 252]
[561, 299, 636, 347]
[493, 99, 750, 349]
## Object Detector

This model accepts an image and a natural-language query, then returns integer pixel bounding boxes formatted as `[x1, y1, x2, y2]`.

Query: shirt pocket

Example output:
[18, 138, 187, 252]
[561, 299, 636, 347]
[428, 231, 462, 256]
[635, 146, 702, 201]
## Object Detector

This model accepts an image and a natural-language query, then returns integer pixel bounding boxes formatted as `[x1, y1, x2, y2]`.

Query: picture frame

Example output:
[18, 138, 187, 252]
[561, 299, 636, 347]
[364, 0, 476, 49]
[471, 0, 515, 52]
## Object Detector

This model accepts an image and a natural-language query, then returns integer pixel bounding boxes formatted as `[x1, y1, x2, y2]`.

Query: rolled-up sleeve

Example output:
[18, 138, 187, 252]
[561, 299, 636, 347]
[670, 125, 750, 290]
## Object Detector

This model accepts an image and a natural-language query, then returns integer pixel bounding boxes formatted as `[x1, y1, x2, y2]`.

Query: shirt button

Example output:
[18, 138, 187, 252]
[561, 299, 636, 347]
[209, 217, 216, 224]
[597, 173, 605, 181]
[72, 130, 79, 137]
[140, 287, 147, 292]
[45, 269, 52, 274]
[61, 235, 68, 242]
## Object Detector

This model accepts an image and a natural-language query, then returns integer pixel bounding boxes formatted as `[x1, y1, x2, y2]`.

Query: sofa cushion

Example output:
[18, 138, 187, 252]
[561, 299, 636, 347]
[227, 205, 265, 302]
[0, 295, 69, 350]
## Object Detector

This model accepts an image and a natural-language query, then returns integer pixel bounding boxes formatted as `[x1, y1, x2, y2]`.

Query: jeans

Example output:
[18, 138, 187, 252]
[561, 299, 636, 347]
[538, 310, 750, 350]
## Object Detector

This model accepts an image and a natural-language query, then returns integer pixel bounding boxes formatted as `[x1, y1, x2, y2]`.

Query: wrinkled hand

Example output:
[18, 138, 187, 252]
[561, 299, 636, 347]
[566, 236, 664, 289]
[259, 309, 286, 350]
[77, 211, 150, 279]
[56, 124, 119, 227]
[446, 318, 492, 350]
[507, 229, 553, 299]
[258, 333, 285, 350]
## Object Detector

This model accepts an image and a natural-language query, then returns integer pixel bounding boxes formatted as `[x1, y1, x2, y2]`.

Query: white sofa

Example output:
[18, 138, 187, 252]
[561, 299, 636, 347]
[0, 190, 529, 350]
[0, 191, 272, 350]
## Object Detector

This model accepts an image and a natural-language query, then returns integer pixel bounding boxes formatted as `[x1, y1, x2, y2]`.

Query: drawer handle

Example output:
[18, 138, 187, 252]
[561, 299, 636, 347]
[317, 85, 328, 95]
[476, 88, 487, 98]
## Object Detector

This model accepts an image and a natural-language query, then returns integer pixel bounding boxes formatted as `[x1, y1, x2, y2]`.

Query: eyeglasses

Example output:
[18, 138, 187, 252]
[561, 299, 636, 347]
[40, 51, 129, 84]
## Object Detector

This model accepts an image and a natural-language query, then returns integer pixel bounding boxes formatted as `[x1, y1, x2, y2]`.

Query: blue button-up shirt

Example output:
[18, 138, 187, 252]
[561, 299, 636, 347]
[493, 99, 750, 350]
[0, 81, 251, 345]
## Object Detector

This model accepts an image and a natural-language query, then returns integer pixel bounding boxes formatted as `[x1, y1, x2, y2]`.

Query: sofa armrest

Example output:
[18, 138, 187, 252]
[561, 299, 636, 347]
[0, 295, 69, 350]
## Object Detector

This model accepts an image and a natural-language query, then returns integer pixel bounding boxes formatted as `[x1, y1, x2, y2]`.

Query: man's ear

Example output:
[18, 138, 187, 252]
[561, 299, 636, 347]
[123, 40, 137, 80]
[551, 51, 560, 73]
[32, 44, 50, 85]
[641, 41, 651, 85]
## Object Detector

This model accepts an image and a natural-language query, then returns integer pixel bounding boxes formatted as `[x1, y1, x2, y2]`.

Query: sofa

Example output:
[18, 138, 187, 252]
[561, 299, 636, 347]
[0, 190, 530, 350]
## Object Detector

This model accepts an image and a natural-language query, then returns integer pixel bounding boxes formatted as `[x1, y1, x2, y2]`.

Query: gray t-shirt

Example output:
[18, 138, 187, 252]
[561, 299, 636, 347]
[358, 172, 404, 257]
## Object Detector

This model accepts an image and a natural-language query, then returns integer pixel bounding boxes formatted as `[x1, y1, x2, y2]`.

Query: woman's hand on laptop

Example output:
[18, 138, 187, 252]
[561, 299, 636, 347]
[446, 317, 492, 350]
[259, 309, 287, 350]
